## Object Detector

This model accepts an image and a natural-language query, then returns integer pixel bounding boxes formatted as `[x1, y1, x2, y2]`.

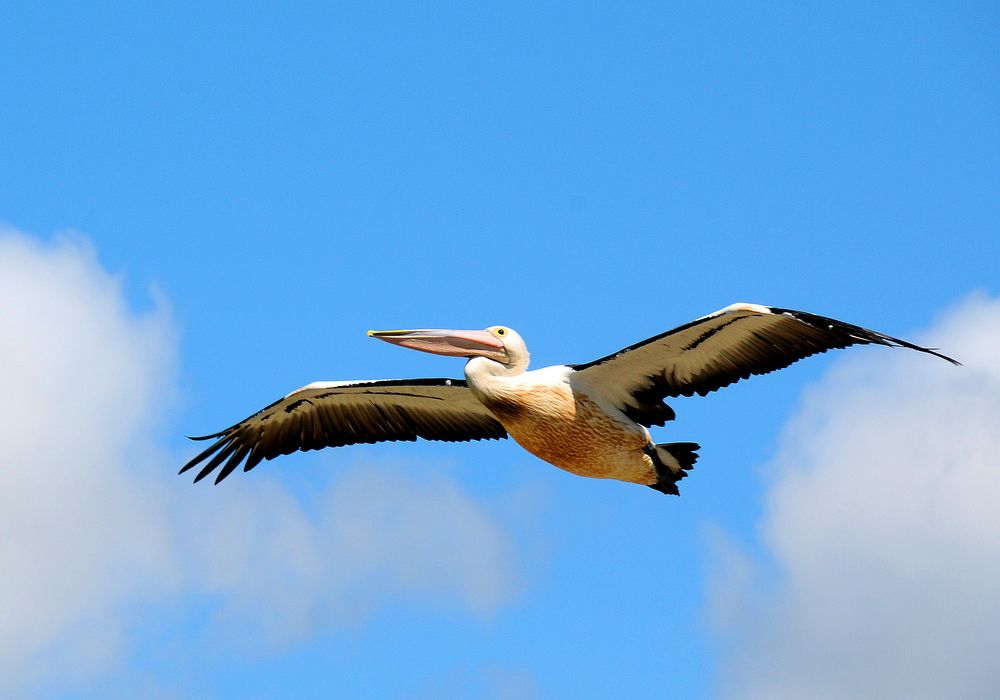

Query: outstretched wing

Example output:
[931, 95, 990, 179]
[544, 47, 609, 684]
[571, 303, 958, 426]
[180, 378, 507, 484]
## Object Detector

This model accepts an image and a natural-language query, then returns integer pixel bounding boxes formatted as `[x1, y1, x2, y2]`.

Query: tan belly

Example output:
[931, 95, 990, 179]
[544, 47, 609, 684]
[482, 385, 655, 484]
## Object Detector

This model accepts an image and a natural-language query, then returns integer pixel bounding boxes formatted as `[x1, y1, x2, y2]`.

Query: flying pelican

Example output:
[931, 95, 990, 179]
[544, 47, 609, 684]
[181, 303, 957, 494]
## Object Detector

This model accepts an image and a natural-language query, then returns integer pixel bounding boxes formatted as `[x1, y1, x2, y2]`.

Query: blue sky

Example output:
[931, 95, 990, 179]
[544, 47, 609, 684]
[2, 3, 998, 698]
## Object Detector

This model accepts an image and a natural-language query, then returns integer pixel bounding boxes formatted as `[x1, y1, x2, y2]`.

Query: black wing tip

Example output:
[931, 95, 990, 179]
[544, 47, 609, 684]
[186, 432, 226, 441]
[900, 344, 961, 366]
[768, 306, 960, 366]
[179, 431, 245, 484]
[933, 349, 962, 366]
[895, 343, 960, 366]
[178, 442, 223, 476]
[179, 456, 228, 483]
[189, 468, 229, 484]
[186, 462, 236, 484]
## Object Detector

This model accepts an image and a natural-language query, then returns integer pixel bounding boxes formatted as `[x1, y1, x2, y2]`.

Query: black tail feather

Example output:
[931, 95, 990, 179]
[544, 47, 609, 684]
[645, 442, 700, 496]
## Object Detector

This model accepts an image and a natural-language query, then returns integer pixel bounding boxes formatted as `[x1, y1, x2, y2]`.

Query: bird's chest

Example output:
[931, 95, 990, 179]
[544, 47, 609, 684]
[476, 383, 647, 475]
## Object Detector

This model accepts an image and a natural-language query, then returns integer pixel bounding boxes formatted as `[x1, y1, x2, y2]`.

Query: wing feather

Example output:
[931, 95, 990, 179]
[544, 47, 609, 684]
[181, 378, 507, 484]
[572, 303, 958, 426]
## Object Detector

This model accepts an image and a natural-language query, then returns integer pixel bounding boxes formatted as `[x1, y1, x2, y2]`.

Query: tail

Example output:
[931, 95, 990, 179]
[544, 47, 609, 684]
[645, 442, 700, 496]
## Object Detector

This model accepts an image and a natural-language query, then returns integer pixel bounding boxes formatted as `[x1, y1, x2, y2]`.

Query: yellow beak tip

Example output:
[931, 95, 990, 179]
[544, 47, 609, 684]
[366, 330, 375, 337]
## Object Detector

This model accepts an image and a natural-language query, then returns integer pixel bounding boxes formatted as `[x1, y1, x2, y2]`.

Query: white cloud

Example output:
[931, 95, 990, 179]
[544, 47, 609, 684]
[0, 229, 520, 694]
[709, 294, 1000, 700]
[183, 465, 519, 650]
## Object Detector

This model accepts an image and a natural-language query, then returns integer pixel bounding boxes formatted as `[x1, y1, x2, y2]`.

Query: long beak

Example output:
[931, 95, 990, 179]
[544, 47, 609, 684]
[367, 328, 508, 362]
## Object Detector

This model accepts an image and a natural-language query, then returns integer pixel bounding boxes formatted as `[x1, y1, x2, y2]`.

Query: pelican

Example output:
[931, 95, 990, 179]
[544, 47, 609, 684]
[181, 303, 957, 494]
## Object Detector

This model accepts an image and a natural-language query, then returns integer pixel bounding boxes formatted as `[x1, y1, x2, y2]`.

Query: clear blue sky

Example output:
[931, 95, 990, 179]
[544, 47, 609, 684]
[1, 2, 997, 698]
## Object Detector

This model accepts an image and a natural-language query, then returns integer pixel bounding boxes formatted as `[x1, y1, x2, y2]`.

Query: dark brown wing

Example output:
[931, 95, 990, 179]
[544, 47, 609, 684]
[571, 303, 958, 426]
[180, 378, 507, 484]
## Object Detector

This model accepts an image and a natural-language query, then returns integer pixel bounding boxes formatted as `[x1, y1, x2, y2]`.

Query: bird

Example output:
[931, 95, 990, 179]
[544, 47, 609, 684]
[180, 303, 958, 494]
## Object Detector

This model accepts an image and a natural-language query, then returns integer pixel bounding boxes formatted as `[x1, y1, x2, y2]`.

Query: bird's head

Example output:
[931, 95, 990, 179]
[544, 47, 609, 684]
[367, 325, 529, 374]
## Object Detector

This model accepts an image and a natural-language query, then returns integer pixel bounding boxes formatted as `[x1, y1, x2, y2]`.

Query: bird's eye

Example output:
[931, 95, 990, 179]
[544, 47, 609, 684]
[496, 328, 506, 336]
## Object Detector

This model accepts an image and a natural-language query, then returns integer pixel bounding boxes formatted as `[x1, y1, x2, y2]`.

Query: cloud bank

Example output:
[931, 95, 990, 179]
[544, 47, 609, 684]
[710, 294, 1000, 699]
[0, 229, 519, 694]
